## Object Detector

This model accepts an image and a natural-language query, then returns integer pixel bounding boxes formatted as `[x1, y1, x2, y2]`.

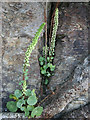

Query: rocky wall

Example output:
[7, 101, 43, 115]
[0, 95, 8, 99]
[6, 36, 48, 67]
[50, 3, 88, 89]
[41, 3, 89, 119]
[1, 2, 89, 119]
[2, 2, 45, 111]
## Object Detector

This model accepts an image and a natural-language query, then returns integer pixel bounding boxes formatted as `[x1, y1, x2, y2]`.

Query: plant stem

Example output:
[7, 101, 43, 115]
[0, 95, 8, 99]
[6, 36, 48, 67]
[44, 3, 48, 64]
[49, 2, 60, 50]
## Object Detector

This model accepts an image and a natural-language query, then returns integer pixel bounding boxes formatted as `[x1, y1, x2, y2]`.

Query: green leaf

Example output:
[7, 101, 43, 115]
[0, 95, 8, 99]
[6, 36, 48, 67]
[47, 57, 50, 62]
[47, 72, 51, 77]
[40, 61, 44, 66]
[25, 76, 28, 80]
[25, 73, 28, 76]
[52, 53, 54, 55]
[27, 95, 37, 105]
[17, 99, 25, 108]
[43, 65, 48, 70]
[50, 65, 55, 71]
[14, 89, 22, 98]
[9, 94, 18, 101]
[50, 68, 55, 71]
[19, 81, 24, 85]
[26, 69, 28, 72]
[24, 108, 29, 117]
[47, 63, 52, 67]
[51, 57, 54, 60]
[6, 101, 17, 112]
[31, 89, 36, 96]
[19, 82, 22, 85]
[49, 52, 52, 56]
[20, 106, 26, 111]
[39, 57, 45, 62]
[23, 69, 28, 74]
[40, 67, 43, 70]
[25, 89, 31, 96]
[41, 70, 46, 74]
[27, 105, 34, 111]
[31, 106, 43, 118]
[45, 79, 49, 85]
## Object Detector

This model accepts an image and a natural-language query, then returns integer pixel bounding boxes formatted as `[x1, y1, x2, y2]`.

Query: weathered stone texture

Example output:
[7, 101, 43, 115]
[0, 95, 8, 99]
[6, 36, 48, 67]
[50, 3, 88, 90]
[41, 56, 89, 118]
[2, 2, 44, 111]
[41, 3, 89, 118]
[1, 2, 89, 119]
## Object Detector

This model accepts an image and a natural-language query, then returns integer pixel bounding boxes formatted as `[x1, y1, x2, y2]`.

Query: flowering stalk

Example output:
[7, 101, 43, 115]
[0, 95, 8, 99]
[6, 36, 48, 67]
[49, 8, 59, 57]
[39, 8, 59, 86]
[22, 23, 46, 93]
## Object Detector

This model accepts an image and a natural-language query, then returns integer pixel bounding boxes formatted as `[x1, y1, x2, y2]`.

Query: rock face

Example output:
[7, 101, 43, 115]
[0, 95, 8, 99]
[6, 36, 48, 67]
[1, 2, 89, 119]
[50, 3, 88, 90]
[2, 2, 45, 111]
[39, 3, 89, 118]
[55, 103, 90, 120]
[41, 56, 89, 118]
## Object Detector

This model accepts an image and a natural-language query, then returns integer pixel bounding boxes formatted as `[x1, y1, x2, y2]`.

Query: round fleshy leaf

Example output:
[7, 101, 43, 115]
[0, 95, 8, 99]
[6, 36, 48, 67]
[6, 101, 17, 112]
[39, 57, 45, 62]
[40, 61, 44, 66]
[14, 89, 22, 98]
[31, 106, 43, 118]
[27, 95, 37, 105]
[27, 105, 34, 111]
[17, 99, 25, 108]
[41, 70, 46, 74]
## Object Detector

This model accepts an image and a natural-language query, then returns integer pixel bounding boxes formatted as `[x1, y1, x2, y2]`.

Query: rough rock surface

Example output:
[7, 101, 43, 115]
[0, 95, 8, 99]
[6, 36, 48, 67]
[40, 3, 89, 118]
[53, 103, 90, 120]
[1, 2, 89, 119]
[2, 2, 45, 111]
[40, 56, 89, 118]
[50, 3, 88, 89]
[0, 104, 90, 119]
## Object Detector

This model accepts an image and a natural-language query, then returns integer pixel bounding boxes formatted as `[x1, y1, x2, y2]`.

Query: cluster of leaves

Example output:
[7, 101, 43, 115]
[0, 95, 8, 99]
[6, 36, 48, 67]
[6, 23, 45, 118]
[39, 8, 59, 85]
[39, 54, 55, 85]
[7, 89, 43, 118]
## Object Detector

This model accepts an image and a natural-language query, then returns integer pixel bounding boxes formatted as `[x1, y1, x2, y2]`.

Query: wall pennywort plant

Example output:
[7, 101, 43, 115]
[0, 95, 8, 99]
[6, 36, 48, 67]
[39, 8, 59, 86]
[6, 23, 45, 118]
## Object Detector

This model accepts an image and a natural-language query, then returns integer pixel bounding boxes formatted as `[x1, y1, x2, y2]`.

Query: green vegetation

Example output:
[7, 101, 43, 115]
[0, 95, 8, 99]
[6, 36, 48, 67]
[39, 8, 59, 86]
[6, 23, 45, 118]
[6, 7, 59, 117]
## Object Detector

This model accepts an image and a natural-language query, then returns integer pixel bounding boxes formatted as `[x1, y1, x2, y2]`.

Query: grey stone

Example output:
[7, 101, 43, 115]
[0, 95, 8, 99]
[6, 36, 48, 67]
[49, 2, 88, 90]
[40, 3, 89, 118]
[2, 2, 45, 105]
[41, 56, 89, 118]
[5, 83, 16, 93]
[1, 2, 89, 119]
